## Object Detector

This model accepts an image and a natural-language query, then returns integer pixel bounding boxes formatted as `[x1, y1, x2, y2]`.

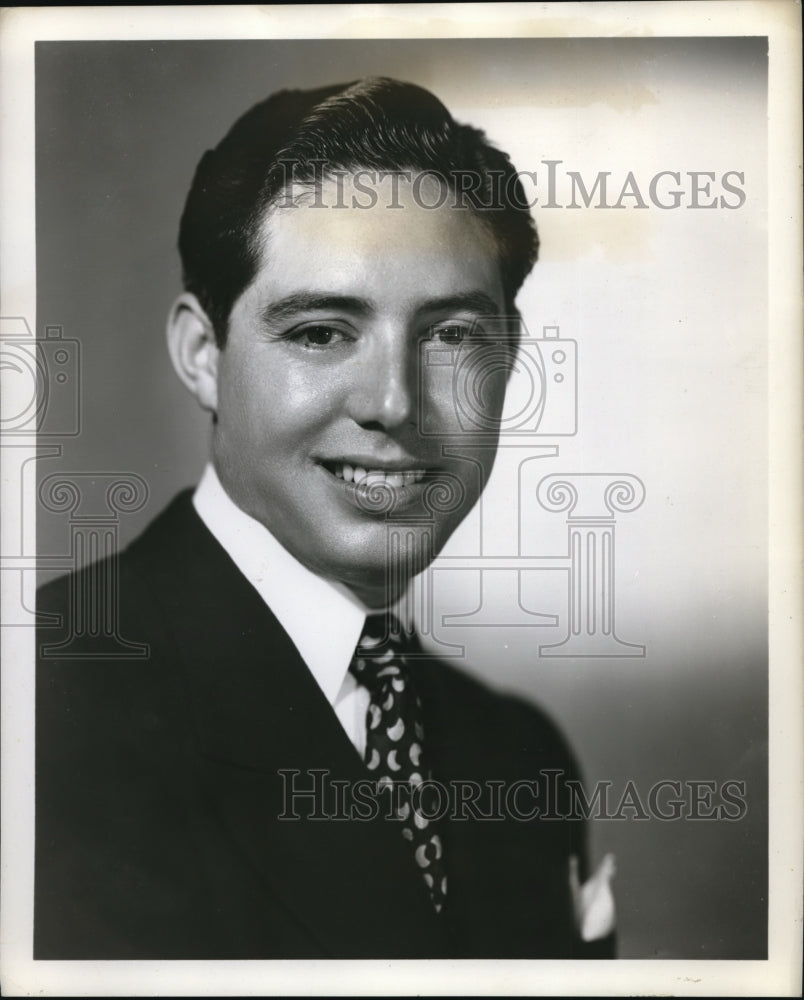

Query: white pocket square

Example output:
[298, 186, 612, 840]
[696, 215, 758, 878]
[569, 852, 617, 941]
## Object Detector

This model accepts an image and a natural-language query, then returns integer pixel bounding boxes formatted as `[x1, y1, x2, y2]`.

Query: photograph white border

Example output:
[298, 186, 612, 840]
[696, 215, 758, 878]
[1, 3, 801, 996]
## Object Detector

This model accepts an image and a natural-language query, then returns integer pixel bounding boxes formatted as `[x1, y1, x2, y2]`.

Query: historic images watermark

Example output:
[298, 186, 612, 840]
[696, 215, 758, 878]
[277, 769, 749, 823]
[270, 163, 747, 212]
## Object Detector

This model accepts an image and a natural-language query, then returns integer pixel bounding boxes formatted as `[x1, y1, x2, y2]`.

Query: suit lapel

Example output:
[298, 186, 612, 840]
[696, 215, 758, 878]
[129, 494, 448, 957]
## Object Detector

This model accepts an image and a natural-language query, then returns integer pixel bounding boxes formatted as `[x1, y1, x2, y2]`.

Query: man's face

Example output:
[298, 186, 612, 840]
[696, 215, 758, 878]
[212, 173, 509, 606]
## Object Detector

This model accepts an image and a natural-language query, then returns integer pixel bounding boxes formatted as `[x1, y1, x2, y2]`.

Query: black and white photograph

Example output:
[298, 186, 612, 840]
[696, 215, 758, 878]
[1, 3, 801, 996]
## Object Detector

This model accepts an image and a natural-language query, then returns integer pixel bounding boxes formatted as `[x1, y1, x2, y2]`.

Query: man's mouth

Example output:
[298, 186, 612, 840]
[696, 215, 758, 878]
[321, 461, 429, 488]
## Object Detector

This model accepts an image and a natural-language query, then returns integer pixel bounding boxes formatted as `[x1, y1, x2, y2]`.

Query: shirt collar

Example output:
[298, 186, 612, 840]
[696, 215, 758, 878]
[192, 463, 370, 706]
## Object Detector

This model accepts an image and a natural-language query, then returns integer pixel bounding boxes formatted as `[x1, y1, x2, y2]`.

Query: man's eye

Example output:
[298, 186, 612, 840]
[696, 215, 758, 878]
[432, 324, 472, 344]
[293, 325, 344, 347]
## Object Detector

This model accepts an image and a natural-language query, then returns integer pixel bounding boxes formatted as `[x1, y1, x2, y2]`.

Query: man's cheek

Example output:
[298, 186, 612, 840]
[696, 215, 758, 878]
[419, 388, 462, 435]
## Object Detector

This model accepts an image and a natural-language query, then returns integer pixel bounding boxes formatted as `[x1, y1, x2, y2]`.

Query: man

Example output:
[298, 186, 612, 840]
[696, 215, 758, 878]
[35, 78, 615, 959]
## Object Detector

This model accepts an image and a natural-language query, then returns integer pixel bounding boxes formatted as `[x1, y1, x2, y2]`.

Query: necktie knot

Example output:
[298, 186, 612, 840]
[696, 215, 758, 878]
[355, 610, 410, 651]
[350, 612, 414, 694]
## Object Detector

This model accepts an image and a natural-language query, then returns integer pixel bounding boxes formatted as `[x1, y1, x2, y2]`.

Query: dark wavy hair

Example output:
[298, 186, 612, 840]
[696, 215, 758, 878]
[178, 77, 539, 346]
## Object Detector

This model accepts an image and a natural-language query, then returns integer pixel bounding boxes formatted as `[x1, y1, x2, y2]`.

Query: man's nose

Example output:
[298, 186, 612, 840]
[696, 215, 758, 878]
[347, 332, 417, 431]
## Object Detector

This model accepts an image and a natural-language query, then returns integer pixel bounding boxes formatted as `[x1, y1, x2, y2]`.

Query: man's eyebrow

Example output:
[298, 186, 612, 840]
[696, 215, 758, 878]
[260, 293, 374, 324]
[415, 292, 502, 317]
[259, 290, 502, 325]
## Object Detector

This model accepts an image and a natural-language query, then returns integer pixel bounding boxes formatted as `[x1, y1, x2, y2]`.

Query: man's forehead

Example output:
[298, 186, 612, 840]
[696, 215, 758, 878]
[265, 172, 495, 237]
[248, 172, 504, 303]
[276, 170, 454, 203]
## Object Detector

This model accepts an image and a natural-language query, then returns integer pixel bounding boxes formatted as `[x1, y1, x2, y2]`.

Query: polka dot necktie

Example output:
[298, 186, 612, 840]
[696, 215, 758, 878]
[349, 612, 448, 914]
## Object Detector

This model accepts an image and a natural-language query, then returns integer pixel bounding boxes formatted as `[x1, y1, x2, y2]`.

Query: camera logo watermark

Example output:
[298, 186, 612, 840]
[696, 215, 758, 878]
[418, 321, 577, 438]
[1, 316, 150, 655]
[2, 310, 646, 662]
[350, 317, 646, 659]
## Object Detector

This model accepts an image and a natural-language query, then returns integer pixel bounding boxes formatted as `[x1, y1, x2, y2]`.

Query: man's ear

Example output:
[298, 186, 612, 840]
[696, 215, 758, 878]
[166, 293, 220, 414]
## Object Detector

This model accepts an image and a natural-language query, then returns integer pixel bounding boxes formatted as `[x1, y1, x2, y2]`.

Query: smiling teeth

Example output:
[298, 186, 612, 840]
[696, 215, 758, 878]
[332, 463, 426, 486]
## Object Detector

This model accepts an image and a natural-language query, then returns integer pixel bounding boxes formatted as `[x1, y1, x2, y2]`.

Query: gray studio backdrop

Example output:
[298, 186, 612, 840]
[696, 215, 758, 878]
[35, 38, 768, 958]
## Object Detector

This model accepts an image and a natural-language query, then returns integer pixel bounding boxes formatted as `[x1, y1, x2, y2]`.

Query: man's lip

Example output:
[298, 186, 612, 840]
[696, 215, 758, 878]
[316, 460, 442, 488]
[316, 459, 443, 490]
[317, 456, 436, 473]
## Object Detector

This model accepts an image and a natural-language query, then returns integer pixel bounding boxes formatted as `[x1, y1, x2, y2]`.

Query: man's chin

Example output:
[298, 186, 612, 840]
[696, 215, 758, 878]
[319, 532, 444, 607]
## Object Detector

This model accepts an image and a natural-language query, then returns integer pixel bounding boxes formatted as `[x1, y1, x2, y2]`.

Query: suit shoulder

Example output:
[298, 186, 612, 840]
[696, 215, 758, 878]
[37, 546, 166, 655]
[429, 655, 569, 731]
[418, 655, 582, 780]
[37, 489, 196, 625]
[35, 497, 199, 728]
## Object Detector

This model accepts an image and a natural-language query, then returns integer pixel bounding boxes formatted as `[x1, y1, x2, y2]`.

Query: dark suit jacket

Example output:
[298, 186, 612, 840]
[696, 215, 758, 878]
[35, 491, 614, 959]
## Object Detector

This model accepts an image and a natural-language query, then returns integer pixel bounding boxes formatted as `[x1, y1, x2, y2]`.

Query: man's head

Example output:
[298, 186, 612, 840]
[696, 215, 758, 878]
[168, 78, 539, 606]
[177, 77, 538, 346]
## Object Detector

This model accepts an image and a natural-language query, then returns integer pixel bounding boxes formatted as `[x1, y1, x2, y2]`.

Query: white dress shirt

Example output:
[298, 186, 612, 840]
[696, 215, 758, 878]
[193, 463, 374, 757]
